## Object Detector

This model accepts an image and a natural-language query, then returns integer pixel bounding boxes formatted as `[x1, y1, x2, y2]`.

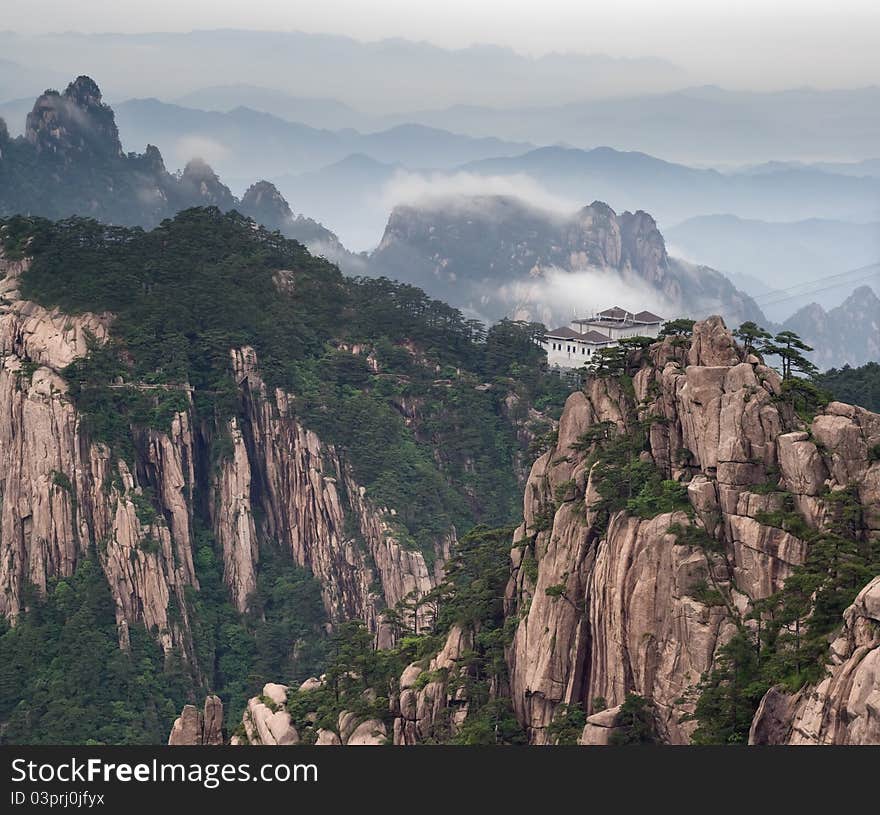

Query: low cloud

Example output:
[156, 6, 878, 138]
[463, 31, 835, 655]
[172, 135, 229, 167]
[376, 170, 578, 216]
[492, 265, 677, 327]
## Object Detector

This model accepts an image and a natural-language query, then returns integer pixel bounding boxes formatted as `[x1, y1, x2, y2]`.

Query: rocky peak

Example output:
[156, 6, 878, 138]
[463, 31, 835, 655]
[64, 75, 103, 108]
[239, 180, 294, 231]
[687, 314, 742, 366]
[370, 194, 755, 327]
[568, 200, 669, 278]
[178, 158, 237, 210]
[783, 284, 880, 369]
[24, 75, 123, 160]
[168, 696, 224, 745]
[141, 144, 166, 174]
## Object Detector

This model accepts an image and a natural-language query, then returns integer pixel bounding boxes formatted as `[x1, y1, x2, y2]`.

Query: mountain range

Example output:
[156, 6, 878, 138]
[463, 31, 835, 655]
[666, 215, 880, 316]
[1, 75, 876, 369]
[0, 29, 685, 111]
[369, 196, 764, 327]
[1, 60, 879, 750]
[267, 144, 880, 253]
[112, 98, 533, 183]
[0, 77, 351, 260]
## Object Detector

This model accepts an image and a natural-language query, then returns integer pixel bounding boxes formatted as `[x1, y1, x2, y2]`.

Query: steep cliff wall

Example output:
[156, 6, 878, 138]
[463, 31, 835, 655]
[749, 575, 880, 745]
[170, 317, 879, 746]
[0, 251, 197, 653]
[0, 248, 440, 660]
[212, 346, 439, 640]
[502, 316, 879, 743]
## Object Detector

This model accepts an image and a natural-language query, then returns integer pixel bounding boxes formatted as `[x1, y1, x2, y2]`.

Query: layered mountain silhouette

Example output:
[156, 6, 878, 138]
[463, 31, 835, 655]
[369, 196, 765, 327]
[0, 76, 352, 262]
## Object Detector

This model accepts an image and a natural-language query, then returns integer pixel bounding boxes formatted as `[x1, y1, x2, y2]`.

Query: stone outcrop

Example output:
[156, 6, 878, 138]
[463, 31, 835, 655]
[0, 248, 440, 661]
[223, 681, 388, 746]
[501, 316, 878, 744]
[213, 346, 439, 636]
[0, 251, 197, 653]
[391, 625, 473, 745]
[750, 576, 880, 745]
[168, 696, 224, 745]
[578, 705, 624, 745]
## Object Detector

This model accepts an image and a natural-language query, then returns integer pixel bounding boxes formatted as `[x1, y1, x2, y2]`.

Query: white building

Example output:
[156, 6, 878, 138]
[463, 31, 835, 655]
[541, 306, 664, 369]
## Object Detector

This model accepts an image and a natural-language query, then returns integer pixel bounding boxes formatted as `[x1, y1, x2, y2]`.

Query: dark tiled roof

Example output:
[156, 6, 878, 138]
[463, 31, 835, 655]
[580, 330, 615, 343]
[599, 306, 629, 319]
[634, 310, 663, 323]
[545, 327, 613, 344]
[545, 326, 582, 338]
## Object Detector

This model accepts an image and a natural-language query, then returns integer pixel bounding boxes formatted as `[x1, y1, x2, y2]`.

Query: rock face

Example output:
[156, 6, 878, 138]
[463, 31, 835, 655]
[168, 316, 879, 748]
[370, 196, 764, 326]
[2, 75, 357, 269]
[391, 625, 473, 745]
[0, 252, 197, 653]
[500, 315, 879, 744]
[213, 346, 438, 635]
[750, 577, 880, 745]
[0, 248, 439, 656]
[168, 696, 224, 745]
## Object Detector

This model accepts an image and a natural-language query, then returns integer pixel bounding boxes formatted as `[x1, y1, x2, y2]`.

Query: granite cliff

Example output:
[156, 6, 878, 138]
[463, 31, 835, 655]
[0, 76, 351, 263]
[369, 197, 764, 326]
[171, 317, 879, 746]
[0, 247, 438, 656]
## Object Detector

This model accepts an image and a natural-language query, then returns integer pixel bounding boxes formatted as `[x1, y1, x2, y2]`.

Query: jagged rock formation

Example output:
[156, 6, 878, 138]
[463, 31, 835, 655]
[391, 625, 473, 744]
[25, 76, 123, 161]
[782, 284, 880, 370]
[168, 317, 878, 747]
[219, 681, 387, 746]
[211, 346, 439, 637]
[0, 246, 438, 655]
[168, 696, 224, 745]
[0, 250, 197, 654]
[378, 316, 879, 745]
[370, 196, 764, 326]
[749, 568, 880, 745]
[0, 76, 354, 263]
[502, 320, 772, 742]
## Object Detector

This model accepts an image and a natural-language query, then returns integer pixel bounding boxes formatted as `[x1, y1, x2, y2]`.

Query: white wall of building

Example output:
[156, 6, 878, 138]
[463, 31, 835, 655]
[543, 338, 605, 368]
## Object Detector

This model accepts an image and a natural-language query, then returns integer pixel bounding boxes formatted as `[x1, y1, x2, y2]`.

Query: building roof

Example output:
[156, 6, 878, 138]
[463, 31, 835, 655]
[598, 306, 630, 319]
[580, 330, 615, 344]
[545, 327, 614, 344]
[633, 310, 663, 323]
[545, 326, 582, 339]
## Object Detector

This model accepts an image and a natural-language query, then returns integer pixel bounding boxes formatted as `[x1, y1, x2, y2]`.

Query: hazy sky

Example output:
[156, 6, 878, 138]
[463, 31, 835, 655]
[3, 0, 879, 89]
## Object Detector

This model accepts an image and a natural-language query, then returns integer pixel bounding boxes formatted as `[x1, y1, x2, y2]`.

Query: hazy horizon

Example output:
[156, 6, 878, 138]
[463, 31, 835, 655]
[3, 0, 880, 92]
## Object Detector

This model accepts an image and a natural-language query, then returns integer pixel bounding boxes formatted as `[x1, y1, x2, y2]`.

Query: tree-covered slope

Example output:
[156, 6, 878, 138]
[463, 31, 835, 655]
[817, 361, 880, 412]
[0, 207, 567, 744]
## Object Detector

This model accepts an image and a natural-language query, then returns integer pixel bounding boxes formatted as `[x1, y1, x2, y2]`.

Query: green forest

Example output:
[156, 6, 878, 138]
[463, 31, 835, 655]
[0, 209, 569, 743]
[817, 362, 880, 412]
